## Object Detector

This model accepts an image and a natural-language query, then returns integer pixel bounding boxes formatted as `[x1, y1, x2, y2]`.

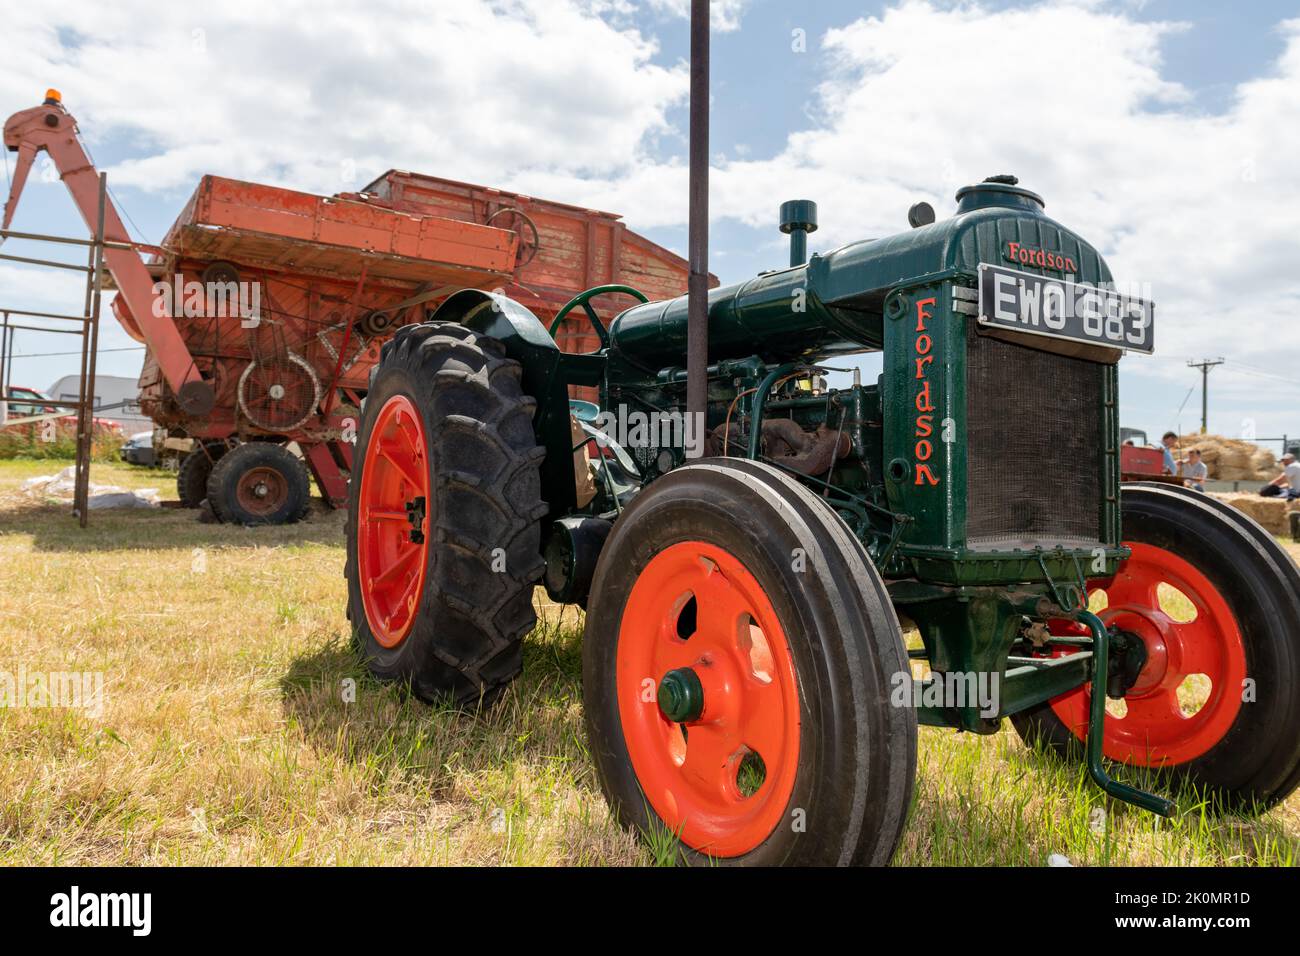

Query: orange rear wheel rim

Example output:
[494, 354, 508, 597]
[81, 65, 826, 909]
[357, 394, 430, 649]
[615, 541, 800, 858]
[1048, 541, 1247, 765]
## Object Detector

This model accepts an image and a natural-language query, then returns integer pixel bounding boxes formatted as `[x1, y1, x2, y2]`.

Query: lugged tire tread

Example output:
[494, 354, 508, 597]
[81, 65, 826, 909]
[176, 440, 229, 508]
[346, 321, 546, 709]
[1011, 483, 1300, 811]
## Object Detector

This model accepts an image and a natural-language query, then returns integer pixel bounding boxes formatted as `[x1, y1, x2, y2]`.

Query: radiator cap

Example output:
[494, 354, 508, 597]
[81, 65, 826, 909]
[956, 175, 1045, 214]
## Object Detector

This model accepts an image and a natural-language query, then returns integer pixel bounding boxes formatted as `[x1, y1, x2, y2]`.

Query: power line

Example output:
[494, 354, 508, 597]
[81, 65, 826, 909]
[7, 346, 144, 359]
[77, 133, 154, 246]
[1228, 360, 1296, 386]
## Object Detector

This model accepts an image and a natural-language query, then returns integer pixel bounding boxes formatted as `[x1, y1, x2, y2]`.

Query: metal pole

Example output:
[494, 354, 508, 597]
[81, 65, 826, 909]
[1201, 369, 1208, 434]
[686, 0, 709, 451]
[73, 206, 96, 524]
[1187, 358, 1223, 435]
[80, 173, 107, 528]
[789, 230, 807, 268]
[3, 313, 13, 398]
[0, 311, 9, 399]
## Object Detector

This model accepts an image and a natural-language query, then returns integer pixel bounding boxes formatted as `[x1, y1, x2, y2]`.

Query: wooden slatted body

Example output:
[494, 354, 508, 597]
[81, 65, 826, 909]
[361, 170, 712, 364]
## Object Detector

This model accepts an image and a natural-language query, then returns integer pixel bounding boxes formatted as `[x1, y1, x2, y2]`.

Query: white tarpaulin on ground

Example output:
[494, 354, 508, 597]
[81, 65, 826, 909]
[20, 466, 159, 509]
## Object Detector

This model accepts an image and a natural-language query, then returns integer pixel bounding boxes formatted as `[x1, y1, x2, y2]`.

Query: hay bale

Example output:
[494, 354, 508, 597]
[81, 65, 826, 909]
[1178, 434, 1277, 481]
[1251, 447, 1279, 478]
[1210, 492, 1289, 534]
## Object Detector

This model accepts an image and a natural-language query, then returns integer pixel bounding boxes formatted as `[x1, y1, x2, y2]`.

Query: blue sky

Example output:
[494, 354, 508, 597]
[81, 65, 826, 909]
[3, 0, 1299, 448]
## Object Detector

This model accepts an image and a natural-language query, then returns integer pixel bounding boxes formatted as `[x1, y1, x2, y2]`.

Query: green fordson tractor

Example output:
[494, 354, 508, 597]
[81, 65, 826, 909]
[344, 176, 1300, 866]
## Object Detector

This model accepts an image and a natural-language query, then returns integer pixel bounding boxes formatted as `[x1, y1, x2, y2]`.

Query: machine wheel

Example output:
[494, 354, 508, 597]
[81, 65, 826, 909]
[1012, 484, 1300, 811]
[176, 440, 229, 507]
[583, 458, 916, 865]
[206, 441, 311, 526]
[345, 322, 547, 708]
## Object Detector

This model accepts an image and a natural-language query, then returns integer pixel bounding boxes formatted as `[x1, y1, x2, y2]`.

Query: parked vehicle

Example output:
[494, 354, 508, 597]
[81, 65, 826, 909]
[0, 384, 123, 437]
[1119, 426, 1183, 483]
[119, 430, 157, 466]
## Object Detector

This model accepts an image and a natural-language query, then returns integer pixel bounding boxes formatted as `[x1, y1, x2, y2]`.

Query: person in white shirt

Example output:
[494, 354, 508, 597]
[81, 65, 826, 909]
[1180, 448, 1208, 492]
[1260, 452, 1300, 500]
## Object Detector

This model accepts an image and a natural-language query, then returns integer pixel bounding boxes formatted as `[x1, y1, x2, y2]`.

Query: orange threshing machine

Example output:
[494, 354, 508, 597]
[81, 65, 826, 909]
[2, 91, 697, 522]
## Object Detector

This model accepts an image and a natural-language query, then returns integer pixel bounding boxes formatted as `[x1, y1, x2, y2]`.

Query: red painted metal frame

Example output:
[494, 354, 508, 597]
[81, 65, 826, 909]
[3, 99, 204, 398]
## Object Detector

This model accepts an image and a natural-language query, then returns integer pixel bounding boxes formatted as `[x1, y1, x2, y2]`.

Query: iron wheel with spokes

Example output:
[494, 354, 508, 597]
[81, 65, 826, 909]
[1012, 484, 1300, 811]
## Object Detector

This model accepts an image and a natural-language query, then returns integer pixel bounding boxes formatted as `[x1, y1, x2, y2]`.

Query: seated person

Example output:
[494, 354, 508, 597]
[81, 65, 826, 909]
[1180, 448, 1208, 492]
[1260, 452, 1300, 500]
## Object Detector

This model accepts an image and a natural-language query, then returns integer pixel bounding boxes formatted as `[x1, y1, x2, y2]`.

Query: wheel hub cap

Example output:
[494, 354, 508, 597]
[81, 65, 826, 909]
[234, 465, 288, 516]
[657, 667, 705, 723]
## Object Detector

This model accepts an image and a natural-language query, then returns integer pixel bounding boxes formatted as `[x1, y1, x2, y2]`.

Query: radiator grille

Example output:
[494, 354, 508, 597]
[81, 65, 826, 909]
[965, 328, 1104, 549]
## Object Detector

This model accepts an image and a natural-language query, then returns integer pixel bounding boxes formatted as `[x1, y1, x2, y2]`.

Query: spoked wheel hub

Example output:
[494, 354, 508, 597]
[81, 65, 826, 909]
[615, 540, 801, 858]
[1051, 541, 1247, 766]
[357, 394, 430, 649]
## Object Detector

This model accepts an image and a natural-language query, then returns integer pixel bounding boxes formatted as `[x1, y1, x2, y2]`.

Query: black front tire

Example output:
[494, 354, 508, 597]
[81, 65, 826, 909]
[176, 440, 229, 507]
[583, 458, 917, 866]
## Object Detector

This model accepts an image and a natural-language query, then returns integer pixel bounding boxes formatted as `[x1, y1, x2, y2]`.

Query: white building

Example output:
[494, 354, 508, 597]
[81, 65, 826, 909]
[46, 373, 152, 432]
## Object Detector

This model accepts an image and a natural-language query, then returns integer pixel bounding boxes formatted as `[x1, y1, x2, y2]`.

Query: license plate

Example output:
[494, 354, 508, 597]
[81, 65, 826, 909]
[976, 263, 1154, 354]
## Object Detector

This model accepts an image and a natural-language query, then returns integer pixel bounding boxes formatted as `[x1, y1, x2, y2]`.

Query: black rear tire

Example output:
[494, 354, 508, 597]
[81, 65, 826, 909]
[583, 458, 917, 866]
[206, 442, 311, 526]
[1012, 483, 1300, 811]
[176, 440, 229, 507]
[345, 322, 547, 709]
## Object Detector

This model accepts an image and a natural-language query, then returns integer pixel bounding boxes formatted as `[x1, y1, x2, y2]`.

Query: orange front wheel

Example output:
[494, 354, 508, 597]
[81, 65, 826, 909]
[614, 540, 802, 857]
[583, 459, 917, 866]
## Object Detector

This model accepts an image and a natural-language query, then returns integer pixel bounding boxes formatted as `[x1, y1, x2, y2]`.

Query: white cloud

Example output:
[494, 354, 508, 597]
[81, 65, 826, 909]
[693, 1, 1300, 437]
[0, 0, 688, 196]
[4, 0, 1298, 436]
[640, 0, 751, 32]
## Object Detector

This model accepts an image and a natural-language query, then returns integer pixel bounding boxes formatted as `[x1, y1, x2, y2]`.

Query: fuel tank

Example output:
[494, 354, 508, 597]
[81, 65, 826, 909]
[605, 179, 1113, 368]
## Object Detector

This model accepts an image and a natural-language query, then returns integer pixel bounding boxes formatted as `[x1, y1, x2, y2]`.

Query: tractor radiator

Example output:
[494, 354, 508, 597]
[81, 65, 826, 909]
[965, 328, 1105, 549]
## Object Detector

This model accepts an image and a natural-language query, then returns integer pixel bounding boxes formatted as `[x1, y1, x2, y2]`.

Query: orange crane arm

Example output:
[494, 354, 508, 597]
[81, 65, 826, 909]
[3, 92, 212, 414]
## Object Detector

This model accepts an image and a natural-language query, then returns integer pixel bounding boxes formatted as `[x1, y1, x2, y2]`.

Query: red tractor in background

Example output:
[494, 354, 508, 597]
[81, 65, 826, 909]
[1119, 426, 1180, 483]
[3, 91, 703, 523]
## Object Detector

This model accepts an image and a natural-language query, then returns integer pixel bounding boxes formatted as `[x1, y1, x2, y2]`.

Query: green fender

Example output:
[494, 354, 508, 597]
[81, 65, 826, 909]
[428, 289, 596, 517]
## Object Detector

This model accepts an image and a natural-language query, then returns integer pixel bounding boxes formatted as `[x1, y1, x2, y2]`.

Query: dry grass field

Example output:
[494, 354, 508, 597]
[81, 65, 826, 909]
[1, 457, 1296, 866]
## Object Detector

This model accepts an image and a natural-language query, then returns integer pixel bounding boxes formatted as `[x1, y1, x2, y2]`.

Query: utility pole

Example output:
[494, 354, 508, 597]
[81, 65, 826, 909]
[686, 0, 709, 455]
[1187, 358, 1224, 435]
